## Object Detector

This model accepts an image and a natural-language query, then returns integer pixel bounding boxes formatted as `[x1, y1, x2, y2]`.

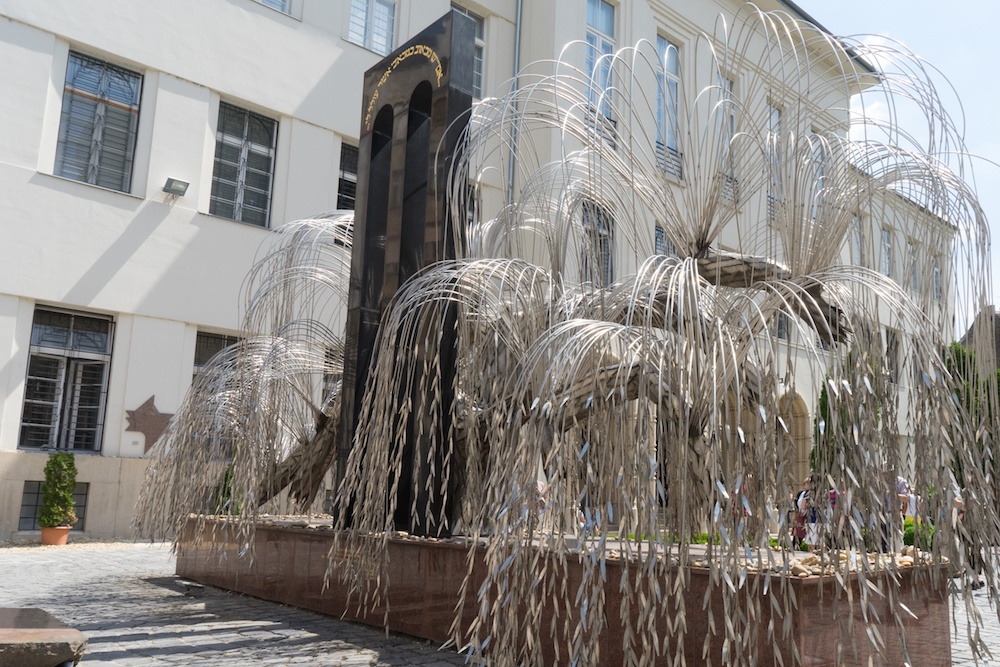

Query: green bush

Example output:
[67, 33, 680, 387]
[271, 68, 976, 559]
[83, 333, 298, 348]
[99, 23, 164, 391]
[902, 517, 934, 548]
[211, 462, 241, 514]
[39, 452, 78, 528]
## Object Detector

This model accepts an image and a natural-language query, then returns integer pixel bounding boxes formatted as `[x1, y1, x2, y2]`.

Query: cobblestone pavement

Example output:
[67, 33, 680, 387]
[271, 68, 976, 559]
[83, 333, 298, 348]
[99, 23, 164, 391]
[952, 577, 1000, 666]
[2, 541, 999, 665]
[0, 541, 465, 666]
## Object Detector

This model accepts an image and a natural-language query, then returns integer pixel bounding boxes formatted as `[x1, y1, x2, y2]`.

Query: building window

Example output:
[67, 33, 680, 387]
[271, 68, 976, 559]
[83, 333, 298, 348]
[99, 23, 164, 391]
[19, 481, 89, 532]
[348, 0, 396, 56]
[338, 143, 359, 210]
[654, 224, 676, 256]
[933, 256, 943, 301]
[766, 104, 781, 220]
[581, 201, 614, 287]
[452, 4, 485, 99]
[907, 240, 919, 292]
[775, 310, 790, 340]
[656, 35, 681, 178]
[210, 102, 278, 228]
[885, 328, 900, 384]
[19, 309, 113, 451]
[717, 74, 738, 204]
[586, 0, 615, 121]
[194, 331, 241, 378]
[851, 213, 866, 267]
[808, 134, 826, 220]
[257, 0, 290, 12]
[880, 227, 894, 278]
[54, 52, 142, 193]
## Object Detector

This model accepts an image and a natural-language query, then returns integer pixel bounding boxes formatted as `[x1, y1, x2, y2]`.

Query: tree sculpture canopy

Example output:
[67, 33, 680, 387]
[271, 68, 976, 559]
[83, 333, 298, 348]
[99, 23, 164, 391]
[137, 6, 998, 665]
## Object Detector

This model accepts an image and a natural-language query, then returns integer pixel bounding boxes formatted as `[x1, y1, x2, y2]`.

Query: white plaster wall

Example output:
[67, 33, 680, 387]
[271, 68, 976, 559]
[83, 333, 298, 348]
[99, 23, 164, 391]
[0, 297, 33, 454]
[0, 17, 55, 170]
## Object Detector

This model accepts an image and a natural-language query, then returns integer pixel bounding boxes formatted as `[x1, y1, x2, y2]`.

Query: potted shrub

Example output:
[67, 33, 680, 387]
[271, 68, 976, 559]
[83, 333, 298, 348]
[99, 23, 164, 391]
[39, 451, 78, 545]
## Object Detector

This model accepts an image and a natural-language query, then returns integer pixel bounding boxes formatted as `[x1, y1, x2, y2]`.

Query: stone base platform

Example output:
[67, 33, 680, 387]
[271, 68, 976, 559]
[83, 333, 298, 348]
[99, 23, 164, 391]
[0, 607, 88, 667]
[176, 519, 950, 665]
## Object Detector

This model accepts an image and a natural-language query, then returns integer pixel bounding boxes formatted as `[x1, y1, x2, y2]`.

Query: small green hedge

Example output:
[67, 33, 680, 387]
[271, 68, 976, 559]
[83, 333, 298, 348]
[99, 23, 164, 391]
[903, 517, 934, 548]
[39, 451, 78, 528]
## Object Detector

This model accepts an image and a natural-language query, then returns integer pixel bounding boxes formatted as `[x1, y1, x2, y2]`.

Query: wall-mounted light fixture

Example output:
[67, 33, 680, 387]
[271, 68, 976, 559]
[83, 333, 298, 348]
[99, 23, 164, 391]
[163, 178, 190, 197]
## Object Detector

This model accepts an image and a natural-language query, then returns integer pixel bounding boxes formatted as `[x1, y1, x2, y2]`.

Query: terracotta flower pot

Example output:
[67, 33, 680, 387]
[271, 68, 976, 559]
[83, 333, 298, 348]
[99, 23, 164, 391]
[40, 526, 71, 546]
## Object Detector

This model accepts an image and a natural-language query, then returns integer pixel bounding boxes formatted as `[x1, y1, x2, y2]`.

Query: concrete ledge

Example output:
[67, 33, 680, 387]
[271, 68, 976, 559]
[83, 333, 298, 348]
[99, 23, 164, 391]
[0, 607, 87, 667]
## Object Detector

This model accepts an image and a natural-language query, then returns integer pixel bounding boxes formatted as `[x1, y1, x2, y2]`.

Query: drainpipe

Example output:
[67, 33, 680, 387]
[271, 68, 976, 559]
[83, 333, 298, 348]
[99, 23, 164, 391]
[506, 0, 523, 206]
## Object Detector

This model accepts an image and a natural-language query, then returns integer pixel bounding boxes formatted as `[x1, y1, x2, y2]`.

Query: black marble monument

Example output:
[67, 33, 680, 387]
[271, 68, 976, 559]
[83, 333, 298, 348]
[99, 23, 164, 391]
[339, 11, 474, 536]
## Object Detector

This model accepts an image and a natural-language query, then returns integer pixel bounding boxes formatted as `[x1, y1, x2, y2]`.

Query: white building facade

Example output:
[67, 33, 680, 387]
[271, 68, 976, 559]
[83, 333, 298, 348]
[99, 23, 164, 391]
[0, 0, 953, 540]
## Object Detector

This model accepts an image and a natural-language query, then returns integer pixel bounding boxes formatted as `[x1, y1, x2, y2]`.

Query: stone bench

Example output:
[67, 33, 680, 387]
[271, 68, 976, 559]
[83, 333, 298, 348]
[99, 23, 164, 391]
[0, 608, 87, 667]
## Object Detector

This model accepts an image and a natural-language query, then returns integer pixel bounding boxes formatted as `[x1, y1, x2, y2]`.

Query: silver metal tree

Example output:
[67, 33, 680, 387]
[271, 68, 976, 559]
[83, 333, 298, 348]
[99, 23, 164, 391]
[137, 5, 998, 665]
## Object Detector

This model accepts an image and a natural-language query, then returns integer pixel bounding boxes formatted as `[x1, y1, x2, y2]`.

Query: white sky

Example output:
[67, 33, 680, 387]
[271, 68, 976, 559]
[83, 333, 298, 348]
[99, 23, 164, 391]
[794, 0, 1000, 303]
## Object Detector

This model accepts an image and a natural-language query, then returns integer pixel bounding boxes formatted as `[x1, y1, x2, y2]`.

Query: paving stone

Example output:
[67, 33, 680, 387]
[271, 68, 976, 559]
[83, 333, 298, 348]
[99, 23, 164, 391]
[0, 542, 467, 665]
[3, 541, 1000, 663]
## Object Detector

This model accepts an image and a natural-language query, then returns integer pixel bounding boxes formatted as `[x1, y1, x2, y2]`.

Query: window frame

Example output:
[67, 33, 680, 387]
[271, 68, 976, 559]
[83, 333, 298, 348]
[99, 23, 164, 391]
[766, 103, 782, 220]
[194, 331, 241, 378]
[585, 0, 616, 122]
[654, 224, 676, 257]
[19, 309, 113, 452]
[881, 226, 894, 278]
[54, 51, 143, 193]
[717, 72, 739, 204]
[907, 238, 920, 292]
[19, 481, 89, 532]
[209, 101, 279, 228]
[775, 310, 790, 341]
[257, 0, 290, 13]
[581, 201, 615, 287]
[338, 141, 359, 211]
[656, 34, 681, 179]
[933, 256, 943, 301]
[348, 0, 397, 56]
[808, 133, 827, 221]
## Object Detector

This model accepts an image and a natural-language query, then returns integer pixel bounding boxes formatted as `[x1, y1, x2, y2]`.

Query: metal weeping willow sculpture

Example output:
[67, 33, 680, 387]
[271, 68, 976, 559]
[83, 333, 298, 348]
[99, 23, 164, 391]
[136, 4, 999, 665]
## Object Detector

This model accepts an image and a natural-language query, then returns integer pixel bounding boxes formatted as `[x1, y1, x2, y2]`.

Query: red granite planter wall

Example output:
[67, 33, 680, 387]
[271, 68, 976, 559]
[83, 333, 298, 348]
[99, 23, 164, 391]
[176, 519, 950, 665]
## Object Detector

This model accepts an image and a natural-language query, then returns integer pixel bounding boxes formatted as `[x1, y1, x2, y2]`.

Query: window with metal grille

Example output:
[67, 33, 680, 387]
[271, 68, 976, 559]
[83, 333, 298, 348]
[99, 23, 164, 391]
[54, 52, 142, 193]
[656, 35, 681, 178]
[338, 143, 358, 210]
[582, 202, 614, 287]
[210, 102, 278, 228]
[348, 0, 396, 56]
[654, 224, 676, 256]
[194, 331, 241, 378]
[19, 309, 113, 452]
[19, 481, 89, 532]
[452, 4, 486, 99]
